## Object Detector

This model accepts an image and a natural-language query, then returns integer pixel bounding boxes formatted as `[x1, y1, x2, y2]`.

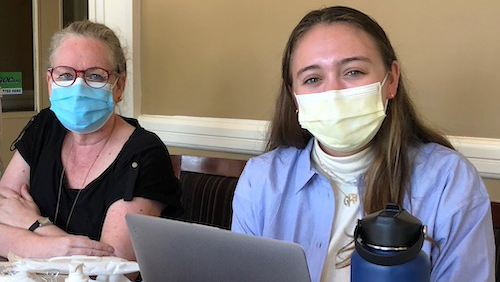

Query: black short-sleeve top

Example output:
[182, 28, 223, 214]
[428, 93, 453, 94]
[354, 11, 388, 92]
[14, 108, 181, 240]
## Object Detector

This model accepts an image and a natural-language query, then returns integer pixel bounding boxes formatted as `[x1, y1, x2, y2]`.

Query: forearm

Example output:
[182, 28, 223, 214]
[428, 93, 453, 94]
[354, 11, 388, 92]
[0, 219, 69, 256]
[0, 223, 45, 258]
[0, 206, 67, 237]
[0, 223, 71, 258]
[0, 223, 115, 259]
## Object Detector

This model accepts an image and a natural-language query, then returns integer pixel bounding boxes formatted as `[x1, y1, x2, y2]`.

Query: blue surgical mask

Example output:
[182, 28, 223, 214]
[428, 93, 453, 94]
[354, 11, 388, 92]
[50, 78, 115, 134]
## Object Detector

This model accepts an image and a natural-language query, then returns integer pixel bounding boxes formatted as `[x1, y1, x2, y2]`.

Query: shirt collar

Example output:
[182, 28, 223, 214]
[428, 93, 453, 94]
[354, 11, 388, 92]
[293, 138, 321, 193]
[293, 138, 372, 197]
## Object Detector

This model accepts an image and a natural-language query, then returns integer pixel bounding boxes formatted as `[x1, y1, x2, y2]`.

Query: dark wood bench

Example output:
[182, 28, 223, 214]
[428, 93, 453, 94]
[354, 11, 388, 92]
[170, 155, 247, 229]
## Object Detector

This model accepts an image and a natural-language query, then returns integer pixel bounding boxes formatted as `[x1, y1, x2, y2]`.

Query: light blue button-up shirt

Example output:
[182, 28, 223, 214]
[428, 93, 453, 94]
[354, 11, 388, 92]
[232, 139, 494, 282]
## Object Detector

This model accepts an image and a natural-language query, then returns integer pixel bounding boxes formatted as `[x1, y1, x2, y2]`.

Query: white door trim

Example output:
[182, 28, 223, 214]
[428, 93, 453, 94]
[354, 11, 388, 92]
[88, 0, 141, 118]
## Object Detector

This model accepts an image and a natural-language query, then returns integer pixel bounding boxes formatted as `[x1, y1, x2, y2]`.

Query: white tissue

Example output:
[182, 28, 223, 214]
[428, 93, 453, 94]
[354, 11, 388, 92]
[0, 271, 38, 282]
[6, 253, 139, 281]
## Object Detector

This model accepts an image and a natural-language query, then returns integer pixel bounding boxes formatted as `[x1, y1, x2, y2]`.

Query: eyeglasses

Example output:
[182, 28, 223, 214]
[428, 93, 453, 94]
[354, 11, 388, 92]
[48, 66, 117, 89]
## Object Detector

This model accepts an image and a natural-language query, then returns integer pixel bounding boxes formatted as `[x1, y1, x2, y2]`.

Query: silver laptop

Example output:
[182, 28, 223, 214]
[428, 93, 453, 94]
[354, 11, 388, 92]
[126, 214, 312, 282]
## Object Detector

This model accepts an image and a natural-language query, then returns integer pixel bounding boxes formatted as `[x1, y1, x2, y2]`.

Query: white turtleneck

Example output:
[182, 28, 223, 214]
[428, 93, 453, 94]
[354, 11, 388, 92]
[311, 139, 374, 282]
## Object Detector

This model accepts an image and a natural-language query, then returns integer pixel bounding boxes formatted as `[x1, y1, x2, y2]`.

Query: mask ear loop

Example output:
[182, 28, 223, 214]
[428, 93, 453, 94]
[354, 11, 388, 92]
[110, 75, 120, 90]
[111, 75, 122, 115]
[383, 96, 390, 111]
[110, 75, 121, 107]
[292, 91, 300, 115]
[381, 73, 389, 88]
[381, 73, 390, 111]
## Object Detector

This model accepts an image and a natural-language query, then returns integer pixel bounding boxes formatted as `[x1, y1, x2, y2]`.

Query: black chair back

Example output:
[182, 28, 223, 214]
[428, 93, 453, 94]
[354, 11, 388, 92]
[170, 155, 247, 229]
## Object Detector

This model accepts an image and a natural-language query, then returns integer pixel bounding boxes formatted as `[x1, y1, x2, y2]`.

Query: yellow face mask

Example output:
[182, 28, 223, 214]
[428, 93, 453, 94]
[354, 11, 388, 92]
[295, 75, 388, 153]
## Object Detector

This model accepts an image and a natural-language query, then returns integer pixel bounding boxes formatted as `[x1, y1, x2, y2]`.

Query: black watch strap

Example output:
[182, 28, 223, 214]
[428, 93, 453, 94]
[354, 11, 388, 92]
[28, 217, 52, 232]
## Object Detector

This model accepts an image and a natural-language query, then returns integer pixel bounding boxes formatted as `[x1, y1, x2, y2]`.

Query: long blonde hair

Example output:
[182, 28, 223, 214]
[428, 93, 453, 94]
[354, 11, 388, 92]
[267, 6, 453, 214]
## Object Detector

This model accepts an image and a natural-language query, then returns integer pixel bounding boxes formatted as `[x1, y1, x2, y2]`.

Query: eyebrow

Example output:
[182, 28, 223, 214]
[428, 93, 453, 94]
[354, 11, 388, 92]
[296, 65, 320, 77]
[338, 56, 372, 65]
[295, 56, 373, 77]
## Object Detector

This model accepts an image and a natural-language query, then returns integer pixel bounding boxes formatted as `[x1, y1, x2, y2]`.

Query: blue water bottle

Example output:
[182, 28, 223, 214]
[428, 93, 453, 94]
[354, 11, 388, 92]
[351, 203, 430, 282]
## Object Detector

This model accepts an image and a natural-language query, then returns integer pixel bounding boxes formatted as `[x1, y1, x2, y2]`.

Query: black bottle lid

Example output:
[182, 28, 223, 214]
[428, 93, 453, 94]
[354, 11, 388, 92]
[354, 203, 425, 266]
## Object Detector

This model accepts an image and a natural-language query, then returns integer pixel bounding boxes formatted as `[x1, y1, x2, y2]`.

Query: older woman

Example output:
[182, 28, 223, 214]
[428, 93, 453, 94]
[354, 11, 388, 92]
[231, 6, 494, 282]
[0, 20, 181, 260]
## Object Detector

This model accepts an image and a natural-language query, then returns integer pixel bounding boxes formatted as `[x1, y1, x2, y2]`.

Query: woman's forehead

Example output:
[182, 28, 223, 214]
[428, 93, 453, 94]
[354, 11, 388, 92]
[291, 23, 382, 70]
[53, 35, 113, 69]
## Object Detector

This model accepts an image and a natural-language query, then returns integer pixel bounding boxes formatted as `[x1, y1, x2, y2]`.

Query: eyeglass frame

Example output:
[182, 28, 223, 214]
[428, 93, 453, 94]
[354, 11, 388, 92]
[47, 66, 119, 89]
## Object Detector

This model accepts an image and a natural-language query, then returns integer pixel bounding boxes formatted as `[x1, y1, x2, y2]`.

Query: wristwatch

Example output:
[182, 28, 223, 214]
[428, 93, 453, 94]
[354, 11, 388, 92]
[28, 217, 53, 232]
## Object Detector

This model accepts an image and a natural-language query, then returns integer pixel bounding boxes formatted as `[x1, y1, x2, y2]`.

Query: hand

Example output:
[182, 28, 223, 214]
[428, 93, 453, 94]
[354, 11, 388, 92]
[40, 234, 115, 257]
[0, 185, 41, 228]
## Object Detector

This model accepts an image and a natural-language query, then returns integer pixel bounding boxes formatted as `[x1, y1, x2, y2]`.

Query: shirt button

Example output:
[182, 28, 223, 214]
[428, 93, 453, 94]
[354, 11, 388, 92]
[131, 161, 138, 169]
[316, 242, 322, 248]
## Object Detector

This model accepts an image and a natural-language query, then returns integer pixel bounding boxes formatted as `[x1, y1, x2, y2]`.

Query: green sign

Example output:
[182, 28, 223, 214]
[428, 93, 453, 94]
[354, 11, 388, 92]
[0, 72, 23, 95]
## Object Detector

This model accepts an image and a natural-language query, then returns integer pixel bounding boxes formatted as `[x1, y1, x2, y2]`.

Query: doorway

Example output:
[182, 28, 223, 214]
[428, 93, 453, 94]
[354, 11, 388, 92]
[0, 0, 88, 167]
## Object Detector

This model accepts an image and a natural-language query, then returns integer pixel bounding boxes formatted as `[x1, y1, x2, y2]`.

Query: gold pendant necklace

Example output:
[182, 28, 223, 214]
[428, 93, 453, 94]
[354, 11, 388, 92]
[343, 193, 358, 207]
[316, 156, 359, 207]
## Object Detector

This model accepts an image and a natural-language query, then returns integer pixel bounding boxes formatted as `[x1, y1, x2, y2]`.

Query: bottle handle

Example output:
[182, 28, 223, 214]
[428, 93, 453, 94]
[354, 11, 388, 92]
[354, 224, 425, 266]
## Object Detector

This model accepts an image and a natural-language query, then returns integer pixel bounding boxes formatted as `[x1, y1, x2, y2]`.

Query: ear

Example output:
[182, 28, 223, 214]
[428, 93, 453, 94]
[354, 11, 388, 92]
[387, 60, 400, 99]
[46, 72, 53, 97]
[113, 73, 126, 104]
[117, 73, 126, 92]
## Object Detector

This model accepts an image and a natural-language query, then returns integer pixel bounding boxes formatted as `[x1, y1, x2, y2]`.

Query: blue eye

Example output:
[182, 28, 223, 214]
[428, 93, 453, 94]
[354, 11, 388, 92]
[58, 73, 74, 81]
[304, 77, 321, 84]
[345, 70, 364, 76]
[87, 73, 106, 82]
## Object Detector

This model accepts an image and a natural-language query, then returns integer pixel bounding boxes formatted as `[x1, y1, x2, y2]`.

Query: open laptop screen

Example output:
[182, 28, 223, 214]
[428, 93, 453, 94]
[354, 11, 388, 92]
[126, 214, 311, 282]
